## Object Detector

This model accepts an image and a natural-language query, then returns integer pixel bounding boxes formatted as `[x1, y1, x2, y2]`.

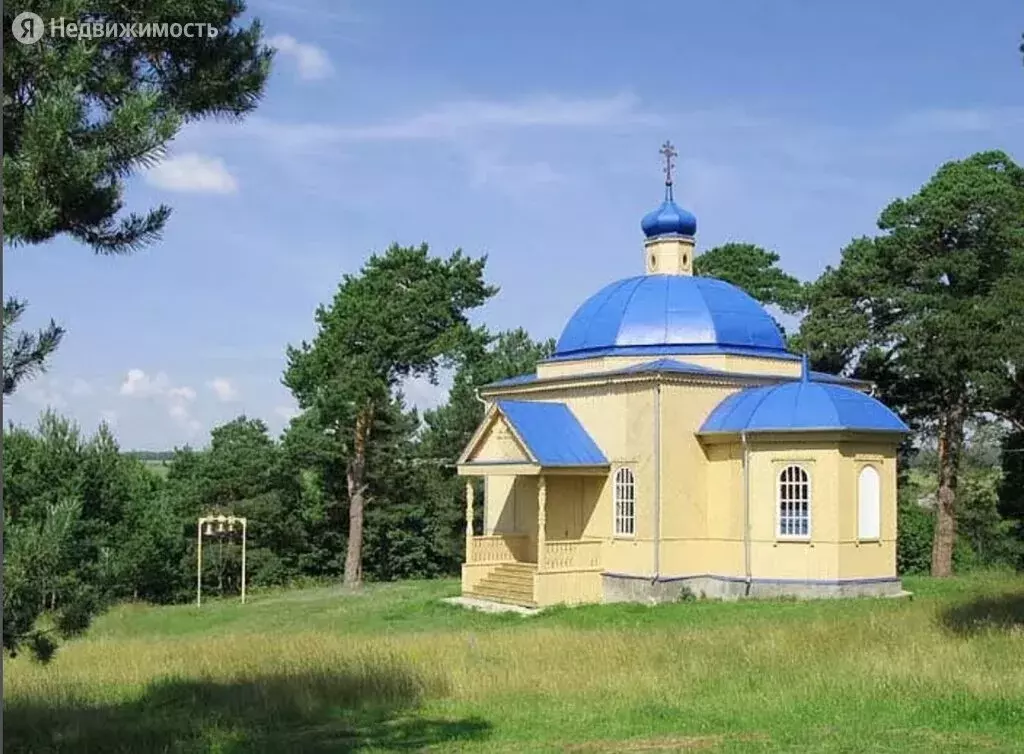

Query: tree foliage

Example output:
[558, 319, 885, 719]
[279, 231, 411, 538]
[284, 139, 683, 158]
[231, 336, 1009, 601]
[799, 151, 1024, 576]
[2, 414, 175, 659]
[3, 0, 272, 253]
[283, 244, 497, 585]
[695, 243, 806, 314]
[3, 298, 65, 396]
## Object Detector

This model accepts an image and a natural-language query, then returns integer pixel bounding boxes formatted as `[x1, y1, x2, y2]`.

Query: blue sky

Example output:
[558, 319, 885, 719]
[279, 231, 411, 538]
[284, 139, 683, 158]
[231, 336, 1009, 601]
[5, 0, 1023, 450]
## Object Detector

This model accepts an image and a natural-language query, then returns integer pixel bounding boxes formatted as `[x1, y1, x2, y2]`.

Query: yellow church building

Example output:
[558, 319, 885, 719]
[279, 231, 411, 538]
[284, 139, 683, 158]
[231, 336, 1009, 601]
[457, 144, 909, 608]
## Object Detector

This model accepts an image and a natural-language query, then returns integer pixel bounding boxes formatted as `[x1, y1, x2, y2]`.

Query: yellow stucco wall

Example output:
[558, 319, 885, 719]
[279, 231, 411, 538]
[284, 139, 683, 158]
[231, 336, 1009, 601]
[535, 570, 603, 606]
[486, 476, 539, 537]
[467, 414, 530, 463]
[677, 434, 900, 582]
[644, 237, 695, 275]
[533, 353, 802, 381]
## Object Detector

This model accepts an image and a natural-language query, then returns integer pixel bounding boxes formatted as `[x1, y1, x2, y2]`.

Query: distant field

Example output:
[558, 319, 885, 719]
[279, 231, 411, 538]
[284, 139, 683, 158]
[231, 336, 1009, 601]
[5, 573, 1024, 753]
[141, 459, 170, 478]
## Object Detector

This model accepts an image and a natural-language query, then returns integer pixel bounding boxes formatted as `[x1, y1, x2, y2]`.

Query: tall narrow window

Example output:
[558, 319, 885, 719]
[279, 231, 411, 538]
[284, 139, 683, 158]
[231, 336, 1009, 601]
[614, 468, 635, 536]
[778, 465, 810, 538]
[858, 465, 881, 540]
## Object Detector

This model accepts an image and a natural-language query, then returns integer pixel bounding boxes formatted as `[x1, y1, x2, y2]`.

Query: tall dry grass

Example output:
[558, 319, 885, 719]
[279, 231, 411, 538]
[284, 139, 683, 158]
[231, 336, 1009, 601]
[5, 577, 1024, 752]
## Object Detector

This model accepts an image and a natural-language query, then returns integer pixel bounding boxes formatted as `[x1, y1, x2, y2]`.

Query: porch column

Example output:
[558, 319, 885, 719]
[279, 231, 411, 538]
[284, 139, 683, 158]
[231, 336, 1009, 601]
[465, 479, 475, 562]
[537, 474, 547, 572]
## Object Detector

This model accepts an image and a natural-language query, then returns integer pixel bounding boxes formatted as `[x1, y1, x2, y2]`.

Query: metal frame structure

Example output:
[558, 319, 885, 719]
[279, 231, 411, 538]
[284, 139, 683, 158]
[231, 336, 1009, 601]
[196, 514, 248, 606]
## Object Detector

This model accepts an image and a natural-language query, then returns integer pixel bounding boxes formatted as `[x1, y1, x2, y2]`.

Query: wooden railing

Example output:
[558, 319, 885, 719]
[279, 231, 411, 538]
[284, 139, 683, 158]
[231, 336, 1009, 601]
[542, 539, 603, 572]
[469, 534, 531, 564]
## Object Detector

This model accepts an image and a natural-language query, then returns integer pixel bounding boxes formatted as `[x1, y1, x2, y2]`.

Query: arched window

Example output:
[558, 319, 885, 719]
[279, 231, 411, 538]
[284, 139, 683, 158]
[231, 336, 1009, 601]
[858, 465, 881, 540]
[614, 468, 635, 536]
[778, 465, 810, 538]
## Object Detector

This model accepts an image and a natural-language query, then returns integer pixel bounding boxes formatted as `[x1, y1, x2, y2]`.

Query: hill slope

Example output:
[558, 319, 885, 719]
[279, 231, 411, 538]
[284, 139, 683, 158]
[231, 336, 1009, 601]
[6, 574, 1024, 753]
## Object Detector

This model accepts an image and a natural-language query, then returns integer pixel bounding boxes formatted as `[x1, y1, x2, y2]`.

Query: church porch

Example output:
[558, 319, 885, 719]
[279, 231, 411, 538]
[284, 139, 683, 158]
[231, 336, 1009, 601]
[460, 470, 607, 607]
[456, 399, 610, 607]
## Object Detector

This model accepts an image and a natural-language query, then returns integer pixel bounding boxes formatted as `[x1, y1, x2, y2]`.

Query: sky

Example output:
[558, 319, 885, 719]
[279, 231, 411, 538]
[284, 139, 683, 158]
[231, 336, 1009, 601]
[4, 0, 1023, 450]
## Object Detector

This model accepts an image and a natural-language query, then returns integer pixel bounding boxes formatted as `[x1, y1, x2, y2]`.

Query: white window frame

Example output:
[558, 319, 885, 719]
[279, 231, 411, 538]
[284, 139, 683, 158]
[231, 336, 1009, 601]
[777, 464, 811, 540]
[613, 467, 636, 537]
[857, 464, 881, 542]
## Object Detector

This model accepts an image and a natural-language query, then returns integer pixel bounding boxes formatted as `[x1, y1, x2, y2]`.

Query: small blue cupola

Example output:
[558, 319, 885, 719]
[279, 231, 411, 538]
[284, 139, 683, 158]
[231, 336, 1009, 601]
[641, 193, 697, 239]
[641, 141, 697, 239]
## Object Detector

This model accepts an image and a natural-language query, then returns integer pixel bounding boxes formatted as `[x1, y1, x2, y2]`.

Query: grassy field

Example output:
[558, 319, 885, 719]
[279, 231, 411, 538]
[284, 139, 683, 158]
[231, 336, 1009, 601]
[141, 459, 171, 478]
[5, 573, 1024, 753]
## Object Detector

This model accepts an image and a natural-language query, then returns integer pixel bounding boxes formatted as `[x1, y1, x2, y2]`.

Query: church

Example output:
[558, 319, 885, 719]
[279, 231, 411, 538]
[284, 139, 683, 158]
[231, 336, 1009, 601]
[456, 143, 909, 607]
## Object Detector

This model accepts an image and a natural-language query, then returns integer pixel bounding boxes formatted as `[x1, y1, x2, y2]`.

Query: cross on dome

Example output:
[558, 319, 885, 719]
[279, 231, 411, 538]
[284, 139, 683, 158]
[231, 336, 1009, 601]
[641, 140, 696, 240]
[659, 140, 678, 190]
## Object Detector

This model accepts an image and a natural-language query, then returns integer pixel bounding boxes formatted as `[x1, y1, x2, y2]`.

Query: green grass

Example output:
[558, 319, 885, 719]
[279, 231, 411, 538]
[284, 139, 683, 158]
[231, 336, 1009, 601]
[5, 573, 1024, 753]
[140, 459, 171, 478]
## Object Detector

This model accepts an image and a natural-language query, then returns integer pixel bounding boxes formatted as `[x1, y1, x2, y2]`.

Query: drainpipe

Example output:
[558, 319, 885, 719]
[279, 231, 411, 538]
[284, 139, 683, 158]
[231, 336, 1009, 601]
[474, 388, 487, 407]
[741, 430, 752, 596]
[652, 382, 662, 585]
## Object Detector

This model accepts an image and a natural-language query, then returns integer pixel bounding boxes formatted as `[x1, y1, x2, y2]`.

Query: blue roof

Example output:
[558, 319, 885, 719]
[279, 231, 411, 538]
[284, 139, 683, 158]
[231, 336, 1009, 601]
[699, 381, 909, 435]
[496, 400, 608, 466]
[486, 373, 539, 388]
[641, 196, 697, 238]
[554, 275, 787, 358]
[618, 357, 717, 375]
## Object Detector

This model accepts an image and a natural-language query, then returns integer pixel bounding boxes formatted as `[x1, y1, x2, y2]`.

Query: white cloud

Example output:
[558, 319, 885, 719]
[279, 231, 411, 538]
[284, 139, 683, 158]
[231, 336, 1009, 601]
[466, 150, 564, 193]
[224, 93, 660, 151]
[120, 370, 198, 417]
[120, 369, 171, 397]
[269, 34, 334, 81]
[145, 153, 238, 194]
[167, 403, 202, 436]
[207, 377, 240, 402]
[168, 403, 189, 420]
[893, 107, 1024, 134]
[168, 386, 197, 402]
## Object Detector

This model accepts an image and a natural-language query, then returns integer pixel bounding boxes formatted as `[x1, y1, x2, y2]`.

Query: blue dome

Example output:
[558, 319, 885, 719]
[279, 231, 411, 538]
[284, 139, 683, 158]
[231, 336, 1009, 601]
[641, 198, 697, 238]
[554, 275, 788, 358]
[700, 381, 909, 435]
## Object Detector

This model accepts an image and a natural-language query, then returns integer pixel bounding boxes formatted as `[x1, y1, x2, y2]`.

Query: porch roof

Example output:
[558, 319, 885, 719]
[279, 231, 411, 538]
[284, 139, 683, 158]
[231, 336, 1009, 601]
[495, 400, 608, 467]
[457, 399, 609, 473]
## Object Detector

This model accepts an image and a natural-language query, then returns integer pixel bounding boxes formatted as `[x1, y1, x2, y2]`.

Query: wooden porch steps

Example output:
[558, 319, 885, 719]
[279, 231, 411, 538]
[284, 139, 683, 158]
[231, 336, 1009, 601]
[467, 563, 537, 607]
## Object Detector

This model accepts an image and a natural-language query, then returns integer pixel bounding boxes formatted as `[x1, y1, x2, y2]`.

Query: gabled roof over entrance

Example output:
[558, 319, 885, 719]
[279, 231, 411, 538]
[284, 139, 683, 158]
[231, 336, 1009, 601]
[457, 399, 608, 474]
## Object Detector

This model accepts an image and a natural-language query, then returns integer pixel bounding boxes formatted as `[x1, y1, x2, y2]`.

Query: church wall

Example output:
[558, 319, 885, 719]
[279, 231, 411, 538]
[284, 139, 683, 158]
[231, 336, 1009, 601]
[534, 353, 801, 381]
[522, 382, 657, 574]
[677, 354, 801, 377]
[472, 416, 530, 462]
[746, 440, 843, 581]
[658, 384, 746, 576]
[836, 439, 900, 580]
[486, 476, 538, 539]
[536, 355, 660, 379]
[485, 476, 514, 534]
[544, 476, 602, 541]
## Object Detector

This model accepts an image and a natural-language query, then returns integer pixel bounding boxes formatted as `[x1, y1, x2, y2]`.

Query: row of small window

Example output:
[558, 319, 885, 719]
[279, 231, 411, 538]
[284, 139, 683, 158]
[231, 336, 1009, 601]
[612, 465, 882, 540]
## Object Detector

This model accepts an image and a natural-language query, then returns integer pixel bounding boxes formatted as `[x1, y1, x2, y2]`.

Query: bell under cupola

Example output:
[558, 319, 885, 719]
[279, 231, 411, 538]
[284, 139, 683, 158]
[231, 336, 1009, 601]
[641, 141, 697, 276]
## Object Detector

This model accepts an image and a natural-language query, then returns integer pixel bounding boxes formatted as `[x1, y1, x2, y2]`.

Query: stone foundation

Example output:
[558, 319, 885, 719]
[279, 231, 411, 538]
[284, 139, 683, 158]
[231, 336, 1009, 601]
[601, 572, 904, 602]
